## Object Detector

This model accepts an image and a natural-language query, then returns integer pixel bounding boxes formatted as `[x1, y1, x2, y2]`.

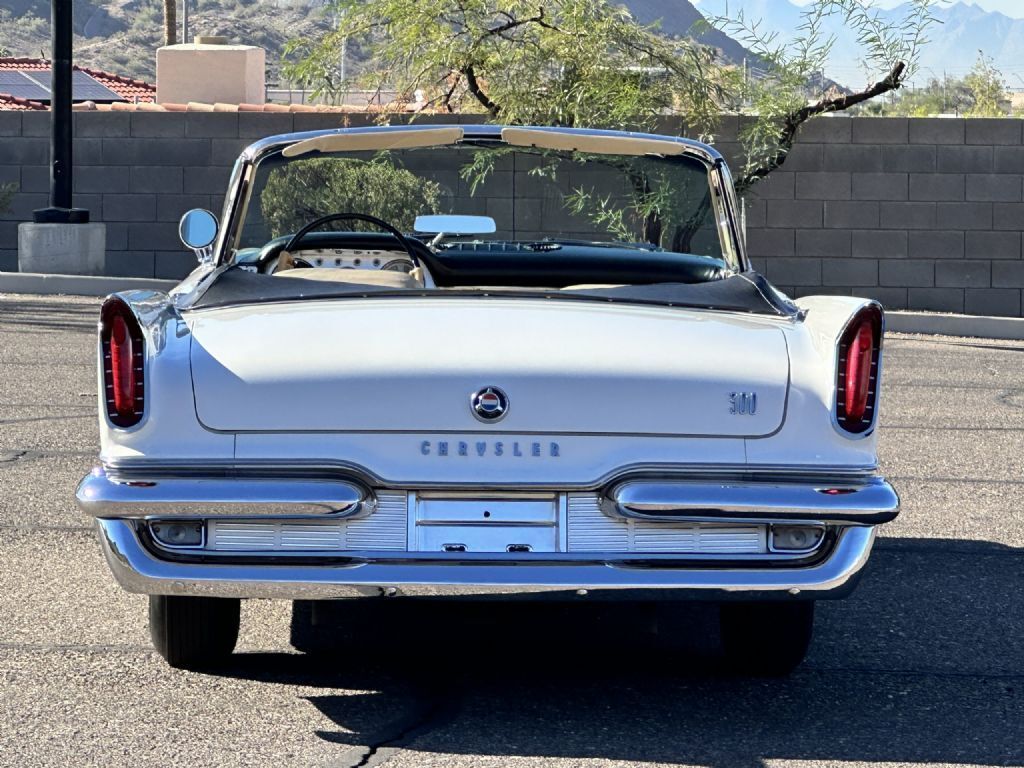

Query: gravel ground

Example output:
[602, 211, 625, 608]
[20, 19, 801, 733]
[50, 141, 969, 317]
[0, 293, 1021, 768]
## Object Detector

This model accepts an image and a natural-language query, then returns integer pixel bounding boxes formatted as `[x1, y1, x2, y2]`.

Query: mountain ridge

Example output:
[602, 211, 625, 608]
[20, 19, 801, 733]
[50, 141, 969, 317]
[0, 0, 744, 84]
[694, 0, 1024, 84]
[6, 0, 1008, 91]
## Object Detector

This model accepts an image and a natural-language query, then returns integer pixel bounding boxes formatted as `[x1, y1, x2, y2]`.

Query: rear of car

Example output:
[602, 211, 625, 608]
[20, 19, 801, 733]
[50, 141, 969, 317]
[77, 125, 898, 674]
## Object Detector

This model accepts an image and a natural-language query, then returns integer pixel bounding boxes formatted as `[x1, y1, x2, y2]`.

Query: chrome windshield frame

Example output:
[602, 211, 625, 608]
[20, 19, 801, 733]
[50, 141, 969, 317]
[212, 124, 749, 273]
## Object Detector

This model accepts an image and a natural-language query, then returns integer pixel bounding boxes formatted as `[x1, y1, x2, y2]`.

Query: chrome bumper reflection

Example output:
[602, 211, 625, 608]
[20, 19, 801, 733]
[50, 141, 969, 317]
[76, 467, 372, 519]
[95, 519, 876, 600]
[603, 477, 899, 525]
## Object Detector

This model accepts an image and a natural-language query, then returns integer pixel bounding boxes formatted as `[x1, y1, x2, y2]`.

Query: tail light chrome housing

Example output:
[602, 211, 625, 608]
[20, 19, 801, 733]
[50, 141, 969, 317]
[835, 304, 883, 436]
[100, 298, 146, 428]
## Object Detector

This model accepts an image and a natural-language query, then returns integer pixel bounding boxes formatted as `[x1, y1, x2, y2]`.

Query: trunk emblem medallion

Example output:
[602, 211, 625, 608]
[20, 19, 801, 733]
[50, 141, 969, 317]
[471, 387, 510, 422]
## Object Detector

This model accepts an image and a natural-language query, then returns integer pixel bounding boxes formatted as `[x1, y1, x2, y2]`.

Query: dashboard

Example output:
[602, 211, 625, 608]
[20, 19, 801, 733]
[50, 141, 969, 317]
[286, 248, 415, 274]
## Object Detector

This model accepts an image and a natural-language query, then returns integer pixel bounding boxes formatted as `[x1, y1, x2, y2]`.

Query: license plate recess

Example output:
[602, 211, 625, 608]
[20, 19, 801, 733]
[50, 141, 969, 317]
[413, 494, 559, 553]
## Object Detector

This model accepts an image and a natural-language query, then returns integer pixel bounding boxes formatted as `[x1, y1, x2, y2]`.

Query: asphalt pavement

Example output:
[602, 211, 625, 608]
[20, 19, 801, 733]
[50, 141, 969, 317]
[0, 293, 1021, 768]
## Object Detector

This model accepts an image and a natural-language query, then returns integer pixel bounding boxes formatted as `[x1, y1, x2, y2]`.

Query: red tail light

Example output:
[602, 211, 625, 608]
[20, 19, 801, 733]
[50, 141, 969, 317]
[836, 306, 881, 435]
[101, 299, 145, 428]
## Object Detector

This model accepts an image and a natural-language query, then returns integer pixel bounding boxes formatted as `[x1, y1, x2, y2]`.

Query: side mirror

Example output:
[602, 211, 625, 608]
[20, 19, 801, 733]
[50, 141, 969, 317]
[179, 209, 219, 264]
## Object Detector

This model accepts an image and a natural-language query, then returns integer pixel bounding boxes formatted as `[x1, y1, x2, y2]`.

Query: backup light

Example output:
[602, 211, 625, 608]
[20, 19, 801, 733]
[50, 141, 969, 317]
[150, 521, 204, 548]
[770, 525, 825, 552]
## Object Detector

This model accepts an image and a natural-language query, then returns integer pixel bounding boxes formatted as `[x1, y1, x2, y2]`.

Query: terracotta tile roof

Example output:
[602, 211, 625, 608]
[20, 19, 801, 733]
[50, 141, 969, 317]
[0, 57, 426, 114]
[0, 57, 156, 108]
[72, 100, 428, 113]
[0, 93, 48, 111]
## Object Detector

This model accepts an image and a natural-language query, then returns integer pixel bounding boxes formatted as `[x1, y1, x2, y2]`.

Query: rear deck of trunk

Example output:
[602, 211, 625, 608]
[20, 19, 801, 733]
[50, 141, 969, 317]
[188, 297, 790, 437]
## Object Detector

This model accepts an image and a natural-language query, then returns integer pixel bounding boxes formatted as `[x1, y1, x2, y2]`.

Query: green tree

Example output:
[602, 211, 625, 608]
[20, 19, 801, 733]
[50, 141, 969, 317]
[880, 76, 955, 117]
[260, 157, 442, 238]
[284, 0, 727, 134]
[283, 0, 940, 193]
[963, 53, 1006, 117]
[704, 0, 938, 189]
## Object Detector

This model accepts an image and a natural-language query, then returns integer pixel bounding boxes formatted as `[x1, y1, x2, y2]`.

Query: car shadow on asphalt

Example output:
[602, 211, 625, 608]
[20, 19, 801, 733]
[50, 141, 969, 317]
[214, 536, 1023, 766]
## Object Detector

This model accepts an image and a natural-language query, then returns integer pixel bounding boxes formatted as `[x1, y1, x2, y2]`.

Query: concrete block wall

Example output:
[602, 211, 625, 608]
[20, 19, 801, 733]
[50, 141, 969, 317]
[0, 112, 1022, 316]
[735, 116, 1024, 317]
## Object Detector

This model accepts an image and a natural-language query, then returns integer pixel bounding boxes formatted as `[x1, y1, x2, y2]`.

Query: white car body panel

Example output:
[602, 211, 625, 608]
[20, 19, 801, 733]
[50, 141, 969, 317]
[188, 299, 790, 437]
[94, 299, 880, 475]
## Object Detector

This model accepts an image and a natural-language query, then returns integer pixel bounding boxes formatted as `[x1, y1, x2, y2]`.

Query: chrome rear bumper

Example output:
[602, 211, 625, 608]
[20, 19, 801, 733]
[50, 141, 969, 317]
[95, 518, 876, 601]
[76, 467, 372, 519]
[605, 476, 899, 525]
[77, 467, 899, 526]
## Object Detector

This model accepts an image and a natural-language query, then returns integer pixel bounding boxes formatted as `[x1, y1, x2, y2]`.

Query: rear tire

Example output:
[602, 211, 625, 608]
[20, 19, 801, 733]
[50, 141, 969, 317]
[719, 601, 814, 676]
[149, 595, 240, 670]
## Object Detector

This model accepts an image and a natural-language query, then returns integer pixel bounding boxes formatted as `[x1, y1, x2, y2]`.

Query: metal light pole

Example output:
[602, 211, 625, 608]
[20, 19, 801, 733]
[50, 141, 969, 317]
[33, 0, 88, 224]
[182, 0, 189, 47]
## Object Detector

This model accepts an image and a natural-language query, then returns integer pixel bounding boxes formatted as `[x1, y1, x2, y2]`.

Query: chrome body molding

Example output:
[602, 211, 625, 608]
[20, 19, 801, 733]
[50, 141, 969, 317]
[603, 476, 899, 526]
[76, 466, 373, 520]
[96, 457, 883, 493]
[95, 518, 875, 600]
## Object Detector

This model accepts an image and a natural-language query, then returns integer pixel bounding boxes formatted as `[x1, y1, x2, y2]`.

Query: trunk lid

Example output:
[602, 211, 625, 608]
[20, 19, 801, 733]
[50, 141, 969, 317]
[188, 298, 789, 437]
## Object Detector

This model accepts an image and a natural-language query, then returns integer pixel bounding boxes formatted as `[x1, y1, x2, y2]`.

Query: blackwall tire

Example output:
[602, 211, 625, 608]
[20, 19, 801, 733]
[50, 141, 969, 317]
[719, 600, 814, 676]
[149, 595, 240, 670]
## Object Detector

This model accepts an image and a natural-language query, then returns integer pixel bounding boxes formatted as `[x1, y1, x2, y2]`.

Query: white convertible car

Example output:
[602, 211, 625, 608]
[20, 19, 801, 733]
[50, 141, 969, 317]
[77, 124, 898, 674]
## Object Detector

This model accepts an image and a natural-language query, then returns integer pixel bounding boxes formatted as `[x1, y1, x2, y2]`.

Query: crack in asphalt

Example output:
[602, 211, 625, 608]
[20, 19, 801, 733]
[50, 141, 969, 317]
[323, 682, 460, 768]
[883, 424, 1024, 431]
[0, 448, 96, 463]
[885, 474, 1024, 485]
[0, 524, 93, 533]
[0, 414, 94, 426]
[891, 338, 1024, 353]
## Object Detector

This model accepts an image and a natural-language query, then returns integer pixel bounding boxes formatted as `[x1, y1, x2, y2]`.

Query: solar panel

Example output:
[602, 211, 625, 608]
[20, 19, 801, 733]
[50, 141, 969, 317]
[71, 70, 126, 102]
[0, 69, 126, 102]
[0, 72, 33, 85]
[0, 71, 49, 100]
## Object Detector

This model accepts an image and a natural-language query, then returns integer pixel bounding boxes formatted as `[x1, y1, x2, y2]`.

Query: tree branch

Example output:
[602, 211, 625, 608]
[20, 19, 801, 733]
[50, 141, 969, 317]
[463, 64, 500, 116]
[439, 71, 462, 113]
[481, 8, 555, 39]
[738, 60, 906, 192]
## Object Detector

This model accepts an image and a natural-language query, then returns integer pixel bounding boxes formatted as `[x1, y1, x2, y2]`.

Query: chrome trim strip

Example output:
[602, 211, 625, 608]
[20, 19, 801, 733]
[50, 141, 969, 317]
[603, 477, 899, 525]
[206, 125, 726, 276]
[76, 467, 373, 520]
[96, 519, 875, 599]
[96, 458, 883, 493]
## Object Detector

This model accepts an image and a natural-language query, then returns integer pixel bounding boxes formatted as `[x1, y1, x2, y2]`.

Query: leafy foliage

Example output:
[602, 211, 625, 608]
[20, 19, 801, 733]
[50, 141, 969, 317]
[283, 0, 727, 137]
[260, 156, 442, 237]
[703, 0, 940, 189]
[962, 54, 1007, 118]
[285, 0, 941, 196]
[858, 52, 1009, 117]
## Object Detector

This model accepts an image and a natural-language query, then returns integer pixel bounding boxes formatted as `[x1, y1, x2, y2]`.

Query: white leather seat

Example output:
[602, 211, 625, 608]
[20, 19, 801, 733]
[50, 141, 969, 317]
[274, 268, 424, 289]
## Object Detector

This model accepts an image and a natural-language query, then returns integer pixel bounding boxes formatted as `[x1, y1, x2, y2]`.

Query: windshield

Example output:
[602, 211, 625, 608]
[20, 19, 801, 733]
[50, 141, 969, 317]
[230, 138, 739, 288]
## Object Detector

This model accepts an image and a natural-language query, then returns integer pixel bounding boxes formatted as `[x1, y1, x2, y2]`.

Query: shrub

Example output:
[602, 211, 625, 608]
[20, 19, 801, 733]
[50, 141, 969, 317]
[260, 156, 443, 238]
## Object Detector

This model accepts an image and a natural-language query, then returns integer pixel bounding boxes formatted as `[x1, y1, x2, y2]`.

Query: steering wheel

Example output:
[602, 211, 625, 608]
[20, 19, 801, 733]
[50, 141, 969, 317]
[275, 212, 422, 273]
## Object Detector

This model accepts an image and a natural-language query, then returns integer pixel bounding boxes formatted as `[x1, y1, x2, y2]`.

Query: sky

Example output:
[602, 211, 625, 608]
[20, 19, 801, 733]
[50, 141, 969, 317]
[789, 0, 1024, 16]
